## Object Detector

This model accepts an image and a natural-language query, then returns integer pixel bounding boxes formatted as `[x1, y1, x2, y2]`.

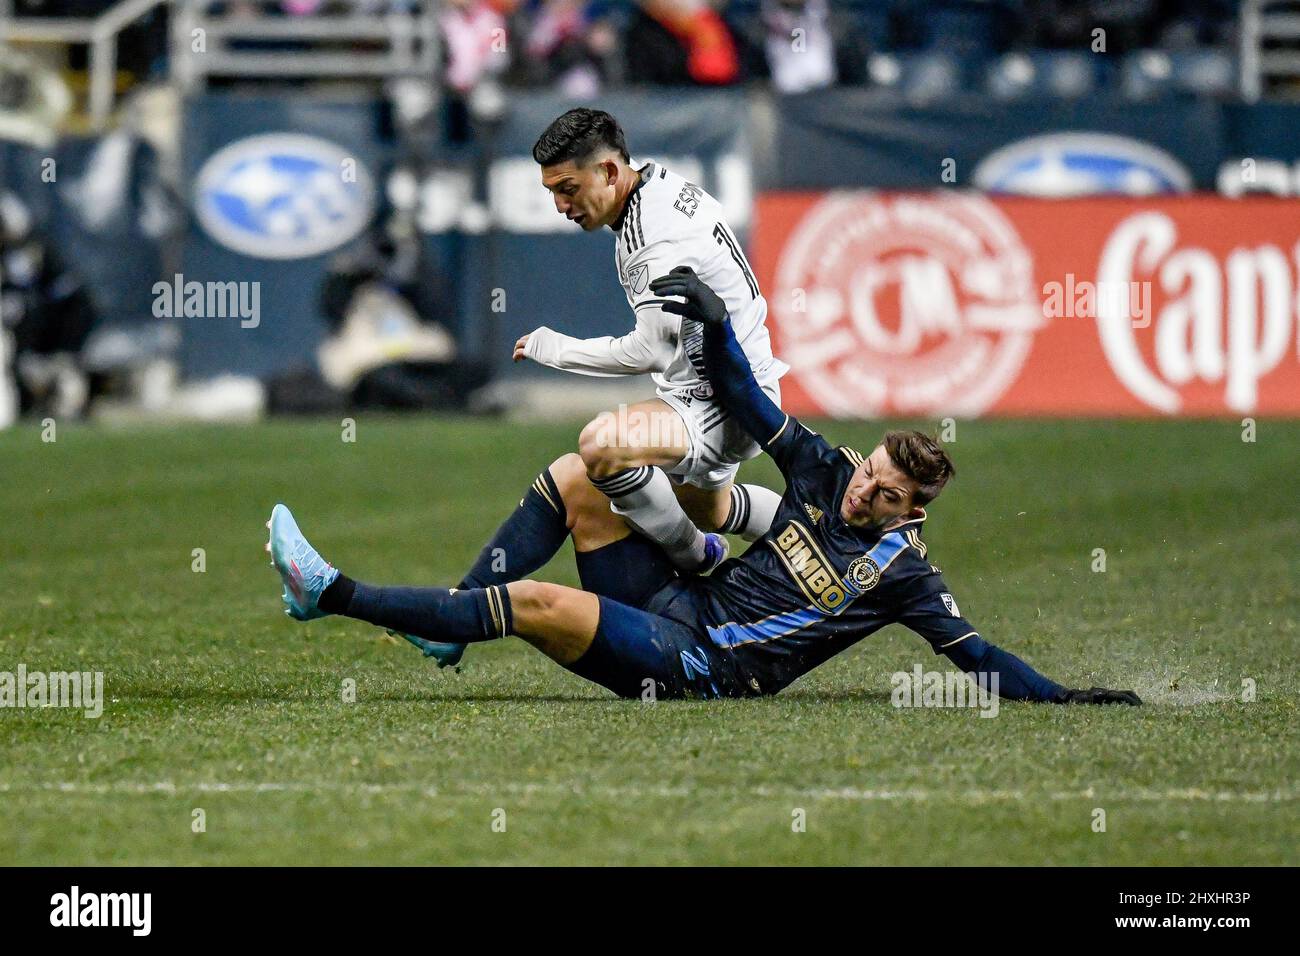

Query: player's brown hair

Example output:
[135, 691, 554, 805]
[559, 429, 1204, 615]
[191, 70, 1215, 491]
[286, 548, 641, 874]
[883, 430, 955, 507]
[532, 108, 631, 167]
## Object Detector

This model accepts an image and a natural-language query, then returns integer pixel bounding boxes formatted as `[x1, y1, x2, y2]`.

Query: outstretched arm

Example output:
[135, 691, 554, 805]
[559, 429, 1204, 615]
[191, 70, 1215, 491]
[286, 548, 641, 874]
[946, 635, 1141, 704]
[518, 311, 672, 377]
[939, 632, 1068, 703]
[522, 239, 701, 377]
[651, 266, 785, 443]
[652, 266, 830, 478]
[900, 589, 1142, 705]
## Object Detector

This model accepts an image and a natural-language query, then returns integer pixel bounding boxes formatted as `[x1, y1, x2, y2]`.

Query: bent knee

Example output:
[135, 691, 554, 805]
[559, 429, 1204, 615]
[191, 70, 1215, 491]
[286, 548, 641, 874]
[549, 452, 587, 491]
[677, 484, 732, 532]
[693, 509, 728, 533]
[578, 411, 631, 477]
[508, 579, 566, 615]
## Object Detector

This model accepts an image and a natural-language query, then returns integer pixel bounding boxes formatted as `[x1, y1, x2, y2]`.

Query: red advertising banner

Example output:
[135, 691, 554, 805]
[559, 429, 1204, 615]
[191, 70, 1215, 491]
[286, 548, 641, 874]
[754, 192, 1300, 417]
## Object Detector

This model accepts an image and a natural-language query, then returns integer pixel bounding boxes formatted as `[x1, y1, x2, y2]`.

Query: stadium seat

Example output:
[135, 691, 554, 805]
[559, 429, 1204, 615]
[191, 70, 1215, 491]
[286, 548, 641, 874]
[985, 51, 1099, 100]
[1120, 48, 1238, 99]
[868, 51, 966, 103]
[724, 0, 892, 50]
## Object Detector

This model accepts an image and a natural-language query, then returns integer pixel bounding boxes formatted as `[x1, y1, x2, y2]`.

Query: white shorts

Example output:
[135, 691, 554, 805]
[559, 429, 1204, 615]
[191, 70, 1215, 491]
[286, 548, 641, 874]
[656, 379, 782, 491]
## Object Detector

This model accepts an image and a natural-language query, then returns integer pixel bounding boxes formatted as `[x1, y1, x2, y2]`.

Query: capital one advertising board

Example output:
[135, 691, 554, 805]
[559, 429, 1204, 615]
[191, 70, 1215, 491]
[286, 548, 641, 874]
[754, 192, 1300, 417]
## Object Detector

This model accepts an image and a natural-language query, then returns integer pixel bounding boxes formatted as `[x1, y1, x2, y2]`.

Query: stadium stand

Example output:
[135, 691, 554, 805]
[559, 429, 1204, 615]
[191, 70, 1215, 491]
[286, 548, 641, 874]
[1, 1, 1298, 426]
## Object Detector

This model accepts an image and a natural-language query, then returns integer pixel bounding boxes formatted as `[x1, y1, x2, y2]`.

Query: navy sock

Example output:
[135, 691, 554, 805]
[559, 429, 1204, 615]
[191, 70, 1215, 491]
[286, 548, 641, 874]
[574, 534, 677, 607]
[318, 469, 563, 643]
[458, 468, 569, 589]
[337, 582, 513, 643]
[319, 574, 355, 614]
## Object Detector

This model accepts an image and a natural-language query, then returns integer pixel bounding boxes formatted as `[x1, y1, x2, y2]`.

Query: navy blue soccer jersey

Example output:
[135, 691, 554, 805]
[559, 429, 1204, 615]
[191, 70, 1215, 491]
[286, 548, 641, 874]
[625, 281, 1068, 702]
[691, 417, 981, 694]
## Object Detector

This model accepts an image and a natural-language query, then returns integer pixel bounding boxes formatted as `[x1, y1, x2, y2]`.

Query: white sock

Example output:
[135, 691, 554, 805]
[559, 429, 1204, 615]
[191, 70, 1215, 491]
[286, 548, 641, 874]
[591, 466, 707, 569]
[720, 483, 782, 541]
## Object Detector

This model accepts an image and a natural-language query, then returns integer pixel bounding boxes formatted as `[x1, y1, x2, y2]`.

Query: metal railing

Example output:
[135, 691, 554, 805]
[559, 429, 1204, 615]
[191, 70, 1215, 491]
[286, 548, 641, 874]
[0, 0, 441, 129]
[1241, 0, 1300, 100]
[0, 0, 168, 128]
[170, 1, 439, 91]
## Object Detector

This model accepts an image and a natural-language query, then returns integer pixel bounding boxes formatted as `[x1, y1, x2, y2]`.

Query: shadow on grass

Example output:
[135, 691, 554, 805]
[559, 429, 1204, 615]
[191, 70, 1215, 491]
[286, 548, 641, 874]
[779, 688, 895, 704]
[112, 682, 899, 707]
[117, 685, 611, 706]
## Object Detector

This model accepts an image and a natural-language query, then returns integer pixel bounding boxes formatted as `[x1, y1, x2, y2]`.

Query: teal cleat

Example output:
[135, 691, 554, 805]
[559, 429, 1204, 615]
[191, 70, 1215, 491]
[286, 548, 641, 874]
[388, 631, 466, 669]
[266, 503, 339, 621]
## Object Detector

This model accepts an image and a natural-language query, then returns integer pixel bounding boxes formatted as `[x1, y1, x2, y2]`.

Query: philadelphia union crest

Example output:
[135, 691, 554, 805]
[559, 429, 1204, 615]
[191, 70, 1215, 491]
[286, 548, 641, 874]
[847, 556, 881, 591]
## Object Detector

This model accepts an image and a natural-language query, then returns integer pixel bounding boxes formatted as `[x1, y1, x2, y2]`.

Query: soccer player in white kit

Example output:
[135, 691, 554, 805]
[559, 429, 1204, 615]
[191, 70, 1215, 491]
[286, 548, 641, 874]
[404, 108, 788, 669]
[518, 107, 788, 571]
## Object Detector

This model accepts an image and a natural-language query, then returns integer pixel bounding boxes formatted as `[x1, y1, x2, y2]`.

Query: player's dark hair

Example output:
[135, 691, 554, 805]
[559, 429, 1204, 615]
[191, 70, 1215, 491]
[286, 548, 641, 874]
[883, 430, 955, 507]
[532, 108, 630, 167]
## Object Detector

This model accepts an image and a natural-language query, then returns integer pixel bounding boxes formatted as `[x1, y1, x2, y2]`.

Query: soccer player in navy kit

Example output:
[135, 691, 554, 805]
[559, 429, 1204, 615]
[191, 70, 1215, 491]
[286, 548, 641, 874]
[267, 268, 1140, 706]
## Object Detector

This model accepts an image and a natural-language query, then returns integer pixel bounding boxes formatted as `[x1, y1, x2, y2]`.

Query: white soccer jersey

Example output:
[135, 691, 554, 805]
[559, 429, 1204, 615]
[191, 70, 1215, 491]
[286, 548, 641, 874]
[523, 160, 789, 395]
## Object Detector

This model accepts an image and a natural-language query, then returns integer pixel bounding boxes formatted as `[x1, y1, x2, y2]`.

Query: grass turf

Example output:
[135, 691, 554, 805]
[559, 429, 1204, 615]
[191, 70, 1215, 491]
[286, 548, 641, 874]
[0, 417, 1296, 865]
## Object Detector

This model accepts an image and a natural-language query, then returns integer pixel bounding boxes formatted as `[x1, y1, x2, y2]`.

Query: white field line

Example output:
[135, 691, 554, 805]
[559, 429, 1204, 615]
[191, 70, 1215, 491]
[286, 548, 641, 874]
[0, 781, 1294, 803]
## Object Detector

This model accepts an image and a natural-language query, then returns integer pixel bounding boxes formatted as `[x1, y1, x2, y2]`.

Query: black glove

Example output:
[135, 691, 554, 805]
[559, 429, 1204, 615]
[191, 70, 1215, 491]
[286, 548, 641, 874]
[649, 266, 729, 325]
[1056, 686, 1143, 706]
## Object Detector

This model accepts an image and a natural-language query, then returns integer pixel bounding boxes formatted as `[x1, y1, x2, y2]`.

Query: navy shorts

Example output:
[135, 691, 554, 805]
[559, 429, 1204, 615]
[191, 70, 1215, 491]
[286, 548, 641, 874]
[565, 538, 751, 700]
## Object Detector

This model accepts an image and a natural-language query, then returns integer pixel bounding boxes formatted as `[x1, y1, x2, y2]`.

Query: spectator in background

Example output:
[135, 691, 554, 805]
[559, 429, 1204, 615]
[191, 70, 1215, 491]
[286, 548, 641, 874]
[1154, 0, 1237, 48]
[0, 192, 98, 420]
[1020, 0, 1158, 53]
[511, 0, 621, 96]
[732, 0, 870, 92]
[625, 0, 741, 86]
[440, 0, 515, 95]
[280, 0, 325, 14]
[435, 0, 516, 140]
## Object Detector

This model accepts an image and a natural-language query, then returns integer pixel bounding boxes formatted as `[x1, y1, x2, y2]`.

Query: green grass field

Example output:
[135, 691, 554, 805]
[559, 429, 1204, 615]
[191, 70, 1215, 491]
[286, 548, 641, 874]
[1, 416, 1296, 865]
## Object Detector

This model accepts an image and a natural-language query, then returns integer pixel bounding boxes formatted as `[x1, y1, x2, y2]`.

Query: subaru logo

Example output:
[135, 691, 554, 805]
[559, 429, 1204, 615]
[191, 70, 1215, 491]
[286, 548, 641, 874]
[972, 132, 1192, 197]
[194, 133, 374, 260]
